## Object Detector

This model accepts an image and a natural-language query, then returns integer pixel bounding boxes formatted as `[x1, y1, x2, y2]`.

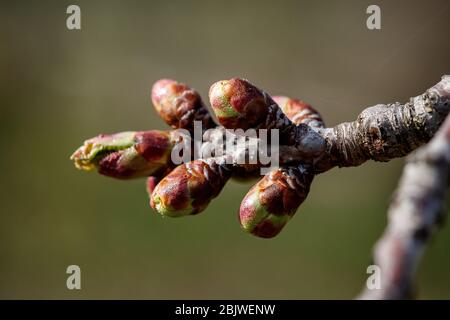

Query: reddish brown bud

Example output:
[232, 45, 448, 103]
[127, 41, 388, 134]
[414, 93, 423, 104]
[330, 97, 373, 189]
[209, 78, 324, 151]
[273, 96, 324, 128]
[209, 78, 274, 130]
[146, 176, 161, 208]
[146, 176, 160, 195]
[152, 79, 215, 131]
[71, 130, 175, 179]
[150, 160, 231, 217]
[239, 166, 314, 238]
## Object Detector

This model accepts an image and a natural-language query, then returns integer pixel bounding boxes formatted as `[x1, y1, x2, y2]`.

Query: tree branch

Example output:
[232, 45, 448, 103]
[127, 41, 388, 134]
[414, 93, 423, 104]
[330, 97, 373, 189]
[316, 75, 450, 172]
[358, 112, 450, 300]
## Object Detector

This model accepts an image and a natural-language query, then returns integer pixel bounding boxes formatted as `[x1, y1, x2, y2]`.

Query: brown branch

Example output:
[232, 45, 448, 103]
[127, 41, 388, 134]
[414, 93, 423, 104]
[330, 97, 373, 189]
[315, 75, 450, 172]
[358, 112, 450, 300]
[205, 76, 450, 173]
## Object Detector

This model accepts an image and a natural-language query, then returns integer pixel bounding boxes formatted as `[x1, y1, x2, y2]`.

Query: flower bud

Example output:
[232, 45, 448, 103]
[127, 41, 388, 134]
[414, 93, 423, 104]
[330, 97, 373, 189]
[152, 79, 215, 131]
[146, 176, 160, 194]
[208, 78, 323, 151]
[71, 130, 174, 179]
[272, 96, 324, 128]
[209, 78, 274, 130]
[150, 160, 231, 217]
[239, 166, 314, 238]
[145, 176, 161, 208]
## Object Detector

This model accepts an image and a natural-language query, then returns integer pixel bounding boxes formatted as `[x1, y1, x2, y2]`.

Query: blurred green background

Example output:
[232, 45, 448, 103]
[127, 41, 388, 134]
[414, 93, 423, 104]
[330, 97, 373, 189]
[1, 0, 449, 299]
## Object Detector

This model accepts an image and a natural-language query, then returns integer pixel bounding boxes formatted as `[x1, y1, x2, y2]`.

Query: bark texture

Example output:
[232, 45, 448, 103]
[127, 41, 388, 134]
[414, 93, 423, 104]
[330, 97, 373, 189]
[317, 76, 450, 172]
[358, 113, 450, 300]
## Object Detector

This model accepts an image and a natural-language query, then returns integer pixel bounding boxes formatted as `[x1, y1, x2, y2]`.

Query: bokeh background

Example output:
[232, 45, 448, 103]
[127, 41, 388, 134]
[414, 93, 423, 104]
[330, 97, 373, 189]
[1, 0, 449, 299]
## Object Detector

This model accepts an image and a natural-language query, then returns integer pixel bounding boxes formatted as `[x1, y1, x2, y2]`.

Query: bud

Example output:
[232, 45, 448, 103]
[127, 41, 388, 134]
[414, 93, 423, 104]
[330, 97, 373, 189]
[145, 176, 160, 208]
[152, 79, 215, 131]
[209, 78, 273, 130]
[239, 166, 314, 238]
[272, 96, 324, 128]
[146, 176, 160, 194]
[208, 78, 324, 151]
[70, 130, 174, 179]
[150, 160, 231, 217]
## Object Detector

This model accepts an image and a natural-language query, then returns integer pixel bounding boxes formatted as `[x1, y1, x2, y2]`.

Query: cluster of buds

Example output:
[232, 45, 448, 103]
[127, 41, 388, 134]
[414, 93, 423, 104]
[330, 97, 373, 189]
[71, 78, 325, 238]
